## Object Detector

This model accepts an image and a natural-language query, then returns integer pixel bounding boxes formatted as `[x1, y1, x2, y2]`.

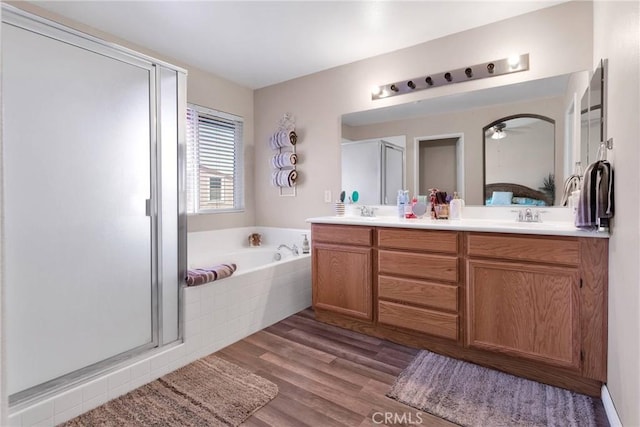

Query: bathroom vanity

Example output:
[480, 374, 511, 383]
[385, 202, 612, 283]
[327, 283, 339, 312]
[308, 216, 608, 396]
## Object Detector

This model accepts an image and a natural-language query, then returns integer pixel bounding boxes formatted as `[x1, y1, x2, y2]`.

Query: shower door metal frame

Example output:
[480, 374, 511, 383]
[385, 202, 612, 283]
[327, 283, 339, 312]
[3, 5, 186, 407]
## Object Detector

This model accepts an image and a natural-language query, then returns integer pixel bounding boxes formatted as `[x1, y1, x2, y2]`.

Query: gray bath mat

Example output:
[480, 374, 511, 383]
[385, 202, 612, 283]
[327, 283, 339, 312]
[387, 350, 604, 427]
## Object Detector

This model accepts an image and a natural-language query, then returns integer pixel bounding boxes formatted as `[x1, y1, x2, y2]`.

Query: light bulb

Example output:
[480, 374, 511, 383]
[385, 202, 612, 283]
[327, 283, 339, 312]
[508, 55, 521, 69]
[371, 85, 382, 96]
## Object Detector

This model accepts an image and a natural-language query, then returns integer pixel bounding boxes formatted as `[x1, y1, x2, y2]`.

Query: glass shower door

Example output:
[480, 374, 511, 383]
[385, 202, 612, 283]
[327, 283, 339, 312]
[3, 21, 157, 398]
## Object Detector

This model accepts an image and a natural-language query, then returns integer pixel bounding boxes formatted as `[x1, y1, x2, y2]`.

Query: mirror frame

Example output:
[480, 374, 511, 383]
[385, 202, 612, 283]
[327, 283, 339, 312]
[482, 113, 556, 206]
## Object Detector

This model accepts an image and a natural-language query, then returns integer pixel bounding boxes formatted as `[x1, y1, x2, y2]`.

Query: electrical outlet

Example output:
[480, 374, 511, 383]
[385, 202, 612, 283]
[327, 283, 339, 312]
[324, 190, 332, 203]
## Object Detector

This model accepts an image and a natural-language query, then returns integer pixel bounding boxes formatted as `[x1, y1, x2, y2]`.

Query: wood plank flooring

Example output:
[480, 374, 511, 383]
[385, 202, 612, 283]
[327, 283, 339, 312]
[217, 308, 456, 427]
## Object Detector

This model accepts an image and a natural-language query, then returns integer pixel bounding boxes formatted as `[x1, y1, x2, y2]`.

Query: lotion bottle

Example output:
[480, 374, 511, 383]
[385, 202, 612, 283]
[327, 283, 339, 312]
[449, 192, 462, 220]
[397, 189, 405, 219]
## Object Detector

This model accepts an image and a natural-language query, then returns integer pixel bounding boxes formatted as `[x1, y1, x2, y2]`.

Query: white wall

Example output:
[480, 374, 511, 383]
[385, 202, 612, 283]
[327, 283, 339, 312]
[0, 4, 5, 426]
[592, 1, 640, 425]
[254, 1, 593, 227]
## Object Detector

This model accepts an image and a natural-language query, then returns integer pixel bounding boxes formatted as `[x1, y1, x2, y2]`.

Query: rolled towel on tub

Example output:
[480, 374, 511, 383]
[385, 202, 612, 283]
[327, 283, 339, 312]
[186, 263, 237, 286]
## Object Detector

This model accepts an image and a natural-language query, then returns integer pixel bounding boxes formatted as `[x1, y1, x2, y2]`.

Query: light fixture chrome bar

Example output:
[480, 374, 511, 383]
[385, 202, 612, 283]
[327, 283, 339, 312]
[371, 54, 529, 100]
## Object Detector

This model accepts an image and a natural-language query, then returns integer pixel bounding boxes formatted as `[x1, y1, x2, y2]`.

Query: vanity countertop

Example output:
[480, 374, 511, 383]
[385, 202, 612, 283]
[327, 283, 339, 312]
[306, 215, 609, 238]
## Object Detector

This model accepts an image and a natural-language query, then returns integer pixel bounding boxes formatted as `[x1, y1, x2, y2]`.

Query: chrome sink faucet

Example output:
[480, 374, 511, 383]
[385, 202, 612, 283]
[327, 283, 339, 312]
[513, 208, 544, 223]
[359, 206, 377, 217]
[524, 208, 534, 222]
[278, 244, 299, 256]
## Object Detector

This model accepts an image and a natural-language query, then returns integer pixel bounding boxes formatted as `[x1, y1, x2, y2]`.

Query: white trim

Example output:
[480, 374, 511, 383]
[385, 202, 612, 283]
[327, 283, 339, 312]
[187, 103, 244, 123]
[602, 385, 623, 427]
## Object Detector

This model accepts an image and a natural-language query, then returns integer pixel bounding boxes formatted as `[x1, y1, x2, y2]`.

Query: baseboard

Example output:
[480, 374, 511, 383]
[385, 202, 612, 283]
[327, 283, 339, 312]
[601, 385, 622, 427]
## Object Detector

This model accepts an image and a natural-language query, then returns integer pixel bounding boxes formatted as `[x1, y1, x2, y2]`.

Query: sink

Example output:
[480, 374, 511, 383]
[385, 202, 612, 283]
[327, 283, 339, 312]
[490, 221, 575, 230]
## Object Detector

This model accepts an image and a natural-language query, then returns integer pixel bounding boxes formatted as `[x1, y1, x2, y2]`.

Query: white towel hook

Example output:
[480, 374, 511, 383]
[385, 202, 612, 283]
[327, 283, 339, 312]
[597, 138, 614, 161]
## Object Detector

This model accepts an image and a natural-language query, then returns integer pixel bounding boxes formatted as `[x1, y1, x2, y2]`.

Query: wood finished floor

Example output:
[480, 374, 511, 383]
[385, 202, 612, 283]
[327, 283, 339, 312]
[217, 308, 455, 427]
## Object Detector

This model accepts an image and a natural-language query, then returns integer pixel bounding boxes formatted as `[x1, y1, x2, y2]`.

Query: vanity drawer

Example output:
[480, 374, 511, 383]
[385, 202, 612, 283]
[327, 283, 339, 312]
[378, 300, 458, 340]
[378, 228, 458, 254]
[378, 250, 458, 282]
[312, 224, 372, 246]
[466, 233, 579, 266]
[378, 275, 458, 312]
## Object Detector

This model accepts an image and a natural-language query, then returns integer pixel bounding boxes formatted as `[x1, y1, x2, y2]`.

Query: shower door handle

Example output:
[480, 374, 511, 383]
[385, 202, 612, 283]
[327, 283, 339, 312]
[146, 199, 152, 217]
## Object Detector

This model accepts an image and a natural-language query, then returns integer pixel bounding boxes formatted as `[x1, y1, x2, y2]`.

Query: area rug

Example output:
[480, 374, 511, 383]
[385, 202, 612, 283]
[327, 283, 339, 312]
[386, 350, 602, 427]
[62, 355, 278, 427]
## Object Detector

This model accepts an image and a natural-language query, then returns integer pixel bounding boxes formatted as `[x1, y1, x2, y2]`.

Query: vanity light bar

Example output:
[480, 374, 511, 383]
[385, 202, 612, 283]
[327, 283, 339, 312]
[371, 54, 529, 100]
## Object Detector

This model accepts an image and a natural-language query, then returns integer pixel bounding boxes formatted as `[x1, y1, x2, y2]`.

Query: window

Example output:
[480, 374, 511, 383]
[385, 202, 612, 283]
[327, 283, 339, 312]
[186, 104, 244, 213]
[209, 177, 222, 201]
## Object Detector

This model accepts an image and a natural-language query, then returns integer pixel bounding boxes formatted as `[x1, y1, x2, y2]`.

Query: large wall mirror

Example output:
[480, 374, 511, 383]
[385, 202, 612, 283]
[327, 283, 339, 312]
[342, 71, 590, 206]
[580, 59, 607, 167]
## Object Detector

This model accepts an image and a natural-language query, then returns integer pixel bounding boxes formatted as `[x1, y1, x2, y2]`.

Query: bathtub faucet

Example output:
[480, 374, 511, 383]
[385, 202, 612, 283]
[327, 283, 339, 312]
[278, 244, 299, 256]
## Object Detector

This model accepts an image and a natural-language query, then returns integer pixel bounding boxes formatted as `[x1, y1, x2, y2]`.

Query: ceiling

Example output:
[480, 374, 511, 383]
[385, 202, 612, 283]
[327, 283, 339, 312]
[30, 1, 567, 90]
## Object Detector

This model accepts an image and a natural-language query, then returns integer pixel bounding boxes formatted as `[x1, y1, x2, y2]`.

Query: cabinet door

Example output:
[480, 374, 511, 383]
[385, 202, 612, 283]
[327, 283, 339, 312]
[313, 243, 372, 321]
[467, 260, 581, 371]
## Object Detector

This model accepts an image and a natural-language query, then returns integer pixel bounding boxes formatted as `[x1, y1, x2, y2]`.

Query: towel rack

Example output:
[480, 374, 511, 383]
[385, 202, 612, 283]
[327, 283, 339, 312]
[270, 113, 299, 197]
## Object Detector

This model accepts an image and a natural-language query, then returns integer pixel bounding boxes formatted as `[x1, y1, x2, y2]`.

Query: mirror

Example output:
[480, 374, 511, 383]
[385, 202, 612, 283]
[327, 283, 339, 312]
[341, 137, 405, 205]
[342, 71, 590, 206]
[580, 59, 607, 167]
[483, 114, 555, 206]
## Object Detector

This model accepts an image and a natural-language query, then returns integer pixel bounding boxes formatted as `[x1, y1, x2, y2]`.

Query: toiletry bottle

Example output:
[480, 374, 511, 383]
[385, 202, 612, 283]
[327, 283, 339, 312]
[397, 189, 405, 219]
[404, 191, 413, 219]
[429, 188, 438, 219]
[301, 234, 310, 254]
[450, 192, 462, 220]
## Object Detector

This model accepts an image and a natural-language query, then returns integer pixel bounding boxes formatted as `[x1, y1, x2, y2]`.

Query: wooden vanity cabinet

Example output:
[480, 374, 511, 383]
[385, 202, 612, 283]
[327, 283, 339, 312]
[466, 233, 608, 382]
[377, 228, 461, 341]
[310, 223, 608, 395]
[311, 224, 373, 321]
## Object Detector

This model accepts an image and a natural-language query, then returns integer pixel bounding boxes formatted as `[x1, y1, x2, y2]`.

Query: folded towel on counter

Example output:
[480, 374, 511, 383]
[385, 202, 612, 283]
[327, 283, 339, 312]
[269, 128, 297, 149]
[270, 152, 298, 168]
[271, 169, 298, 187]
[186, 263, 237, 286]
[575, 160, 614, 229]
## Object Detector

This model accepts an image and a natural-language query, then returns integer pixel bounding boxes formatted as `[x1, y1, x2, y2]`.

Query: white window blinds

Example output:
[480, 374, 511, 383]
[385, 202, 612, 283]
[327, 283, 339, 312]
[186, 104, 244, 213]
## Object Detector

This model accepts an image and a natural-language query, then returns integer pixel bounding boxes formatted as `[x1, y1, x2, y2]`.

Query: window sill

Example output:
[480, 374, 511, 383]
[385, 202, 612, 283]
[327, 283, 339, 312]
[187, 209, 245, 216]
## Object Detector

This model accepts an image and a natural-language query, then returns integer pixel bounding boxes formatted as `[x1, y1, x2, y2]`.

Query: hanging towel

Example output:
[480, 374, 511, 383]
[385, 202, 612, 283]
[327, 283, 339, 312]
[269, 128, 297, 149]
[270, 152, 298, 168]
[561, 174, 582, 206]
[271, 169, 298, 187]
[575, 160, 614, 229]
[185, 263, 237, 286]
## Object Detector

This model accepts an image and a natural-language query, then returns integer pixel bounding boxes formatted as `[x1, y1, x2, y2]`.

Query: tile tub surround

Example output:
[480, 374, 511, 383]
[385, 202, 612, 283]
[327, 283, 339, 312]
[8, 227, 312, 427]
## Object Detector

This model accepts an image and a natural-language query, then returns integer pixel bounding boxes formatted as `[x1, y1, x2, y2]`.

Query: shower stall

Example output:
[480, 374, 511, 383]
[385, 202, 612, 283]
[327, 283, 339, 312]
[2, 6, 186, 404]
[341, 138, 406, 205]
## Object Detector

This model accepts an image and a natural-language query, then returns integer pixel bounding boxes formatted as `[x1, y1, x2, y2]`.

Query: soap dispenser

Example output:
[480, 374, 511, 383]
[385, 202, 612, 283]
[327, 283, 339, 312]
[301, 234, 310, 254]
[449, 192, 462, 220]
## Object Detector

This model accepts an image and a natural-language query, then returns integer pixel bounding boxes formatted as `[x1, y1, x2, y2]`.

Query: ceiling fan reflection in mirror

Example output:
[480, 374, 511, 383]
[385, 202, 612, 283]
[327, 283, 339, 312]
[488, 121, 531, 139]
